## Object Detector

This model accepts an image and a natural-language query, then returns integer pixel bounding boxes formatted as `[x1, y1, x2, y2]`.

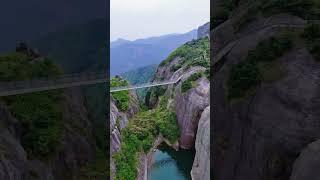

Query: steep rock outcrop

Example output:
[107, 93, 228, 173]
[290, 140, 320, 180]
[191, 106, 210, 180]
[147, 37, 210, 150]
[0, 87, 98, 180]
[110, 90, 140, 180]
[212, 13, 320, 180]
[197, 22, 210, 39]
[175, 77, 210, 149]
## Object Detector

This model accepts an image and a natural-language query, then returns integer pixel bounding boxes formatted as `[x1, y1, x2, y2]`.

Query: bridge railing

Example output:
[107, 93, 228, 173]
[0, 71, 108, 92]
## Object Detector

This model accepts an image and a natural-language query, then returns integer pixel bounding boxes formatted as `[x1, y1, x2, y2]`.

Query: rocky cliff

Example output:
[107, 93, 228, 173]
[0, 88, 99, 180]
[212, 1, 320, 179]
[0, 49, 107, 180]
[191, 106, 210, 180]
[110, 87, 140, 180]
[147, 35, 210, 150]
[197, 22, 210, 39]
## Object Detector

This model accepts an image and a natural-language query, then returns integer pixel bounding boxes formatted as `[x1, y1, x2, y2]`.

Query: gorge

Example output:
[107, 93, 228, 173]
[110, 22, 210, 180]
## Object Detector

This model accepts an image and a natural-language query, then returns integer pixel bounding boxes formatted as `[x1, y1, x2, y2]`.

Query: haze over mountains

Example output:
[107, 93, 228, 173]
[110, 29, 197, 76]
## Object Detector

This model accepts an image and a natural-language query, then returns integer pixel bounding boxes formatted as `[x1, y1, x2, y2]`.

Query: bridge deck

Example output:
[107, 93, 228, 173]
[0, 72, 108, 97]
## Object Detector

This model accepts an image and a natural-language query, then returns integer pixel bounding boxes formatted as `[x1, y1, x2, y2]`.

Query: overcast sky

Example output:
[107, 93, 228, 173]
[111, 0, 210, 42]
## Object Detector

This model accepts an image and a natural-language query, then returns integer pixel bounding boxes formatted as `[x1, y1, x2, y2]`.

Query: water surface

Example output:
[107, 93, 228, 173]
[148, 143, 195, 180]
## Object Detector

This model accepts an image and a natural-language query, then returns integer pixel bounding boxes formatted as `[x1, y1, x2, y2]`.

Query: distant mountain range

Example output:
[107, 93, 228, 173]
[110, 29, 197, 76]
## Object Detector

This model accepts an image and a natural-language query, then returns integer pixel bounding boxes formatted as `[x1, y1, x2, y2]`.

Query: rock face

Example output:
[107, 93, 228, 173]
[175, 77, 210, 149]
[147, 38, 210, 150]
[197, 22, 210, 39]
[110, 91, 139, 180]
[212, 13, 320, 180]
[290, 140, 320, 180]
[0, 88, 98, 180]
[191, 106, 210, 180]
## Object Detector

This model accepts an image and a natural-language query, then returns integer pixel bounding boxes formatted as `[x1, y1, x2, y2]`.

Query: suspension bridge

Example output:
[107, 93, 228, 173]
[0, 71, 183, 97]
[110, 75, 183, 92]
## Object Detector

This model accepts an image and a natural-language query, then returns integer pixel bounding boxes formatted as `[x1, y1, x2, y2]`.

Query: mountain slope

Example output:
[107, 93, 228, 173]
[110, 30, 197, 76]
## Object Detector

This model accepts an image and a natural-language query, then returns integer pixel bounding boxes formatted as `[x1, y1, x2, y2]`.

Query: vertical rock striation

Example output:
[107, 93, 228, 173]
[110, 90, 139, 180]
[191, 106, 210, 180]
[175, 77, 210, 149]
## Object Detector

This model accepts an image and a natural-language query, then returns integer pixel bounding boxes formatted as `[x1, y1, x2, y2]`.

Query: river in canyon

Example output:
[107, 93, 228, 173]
[148, 143, 195, 180]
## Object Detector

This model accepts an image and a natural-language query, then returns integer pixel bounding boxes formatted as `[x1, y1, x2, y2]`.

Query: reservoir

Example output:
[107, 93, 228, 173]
[148, 143, 195, 180]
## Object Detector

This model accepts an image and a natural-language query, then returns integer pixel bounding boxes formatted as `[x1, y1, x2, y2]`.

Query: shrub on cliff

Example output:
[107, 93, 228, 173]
[159, 38, 209, 68]
[302, 23, 320, 61]
[115, 97, 179, 180]
[111, 77, 130, 111]
[0, 52, 64, 158]
[181, 72, 203, 93]
[228, 34, 293, 99]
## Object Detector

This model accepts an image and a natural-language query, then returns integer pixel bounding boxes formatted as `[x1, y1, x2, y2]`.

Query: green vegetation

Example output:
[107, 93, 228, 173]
[260, 0, 320, 20]
[0, 52, 62, 81]
[0, 52, 64, 158]
[170, 64, 182, 72]
[231, 0, 320, 31]
[181, 72, 203, 93]
[302, 23, 320, 61]
[121, 64, 157, 101]
[114, 97, 179, 180]
[228, 34, 293, 99]
[5, 91, 63, 158]
[111, 77, 130, 111]
[205, 69, 210, 80]
[159, 38, 209, 68]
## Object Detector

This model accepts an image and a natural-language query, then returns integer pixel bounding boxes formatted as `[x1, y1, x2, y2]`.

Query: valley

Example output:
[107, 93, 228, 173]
[110, 22, 210, 180]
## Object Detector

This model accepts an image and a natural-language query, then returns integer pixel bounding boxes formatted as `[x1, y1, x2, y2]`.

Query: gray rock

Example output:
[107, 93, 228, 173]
[291, 140, 320, 180]
[191, 106, 210, 180]
[197, 22, 210, 39]
[175, 77, 210, 149]
[110, 91, 140, 180]
[212, 14, 320, 180]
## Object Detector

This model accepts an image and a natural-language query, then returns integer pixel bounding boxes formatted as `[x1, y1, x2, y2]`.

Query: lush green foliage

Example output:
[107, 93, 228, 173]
[114, 97, 179, 180]
[232, 0, 320, 31]
[121, 64, 157, 101]
[159, 38, 209, 68]
[181, 72, 203, 93]
[228, 34, 293, 99]
[0, 52, 62, 81]
[302, 23, 320, 61]
[261, 0, 320, 19]
[247, 35, 293, 62]
[170, 64, 182, 72]
[0, 52, 64, 158]
[228, 61, 262, 99]
[5, 92, 63, 158]
[111, 77, 130, 111]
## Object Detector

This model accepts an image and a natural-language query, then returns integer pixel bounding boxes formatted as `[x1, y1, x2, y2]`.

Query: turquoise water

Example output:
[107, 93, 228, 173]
[148, 143, 195, 180]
